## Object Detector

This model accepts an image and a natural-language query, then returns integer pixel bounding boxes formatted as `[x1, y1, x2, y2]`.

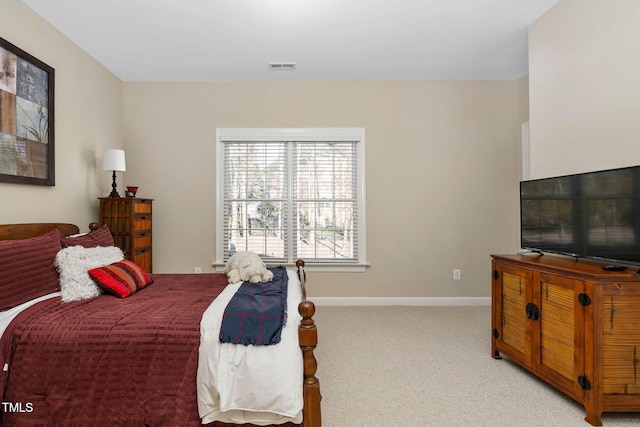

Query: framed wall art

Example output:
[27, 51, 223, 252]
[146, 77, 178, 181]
[0, 36, 55, 186]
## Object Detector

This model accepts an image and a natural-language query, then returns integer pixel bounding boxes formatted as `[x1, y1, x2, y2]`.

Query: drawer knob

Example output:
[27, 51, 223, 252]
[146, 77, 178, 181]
[525, 302, 540, 321]
[578, 293, 591, 307]
[578, 375, 591, 390]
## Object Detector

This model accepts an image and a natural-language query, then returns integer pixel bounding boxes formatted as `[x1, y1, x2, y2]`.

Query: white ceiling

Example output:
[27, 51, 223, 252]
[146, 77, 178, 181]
[21, 0, 559, 82]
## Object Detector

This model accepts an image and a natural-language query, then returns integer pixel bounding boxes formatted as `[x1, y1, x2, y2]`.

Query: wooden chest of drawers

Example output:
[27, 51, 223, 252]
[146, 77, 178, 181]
[99, 198, 153, 272]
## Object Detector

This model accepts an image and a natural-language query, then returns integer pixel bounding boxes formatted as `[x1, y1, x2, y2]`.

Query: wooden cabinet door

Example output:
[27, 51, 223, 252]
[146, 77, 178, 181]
[533, 272, 585, 401]
[492, 261, 531, 366]
[601, 283, 640, 397]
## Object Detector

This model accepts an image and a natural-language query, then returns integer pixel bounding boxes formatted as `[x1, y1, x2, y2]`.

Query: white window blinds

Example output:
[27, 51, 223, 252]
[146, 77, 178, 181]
[293, 141, 358, 262]
[223, 141, 288, 261]
[217, 128, 365, 268]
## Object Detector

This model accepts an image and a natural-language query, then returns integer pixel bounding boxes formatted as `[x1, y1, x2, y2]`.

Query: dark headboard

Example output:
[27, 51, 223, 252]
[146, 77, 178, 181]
[0, 223, 80, 241]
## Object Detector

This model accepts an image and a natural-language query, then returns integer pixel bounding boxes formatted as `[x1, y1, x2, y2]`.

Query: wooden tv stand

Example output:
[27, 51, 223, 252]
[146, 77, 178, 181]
[491, 253, 640, 426]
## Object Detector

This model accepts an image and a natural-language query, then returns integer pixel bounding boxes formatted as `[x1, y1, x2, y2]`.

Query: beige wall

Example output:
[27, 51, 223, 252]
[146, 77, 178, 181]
[3, 0, 525, 299]
[124, 81, 522, 297]
[517, 75, 530, 181]
[4, 0, 636, 299]
[529, 0, 640, 179]
[518, 74, 530, 125]
[0, 0, 123, 228]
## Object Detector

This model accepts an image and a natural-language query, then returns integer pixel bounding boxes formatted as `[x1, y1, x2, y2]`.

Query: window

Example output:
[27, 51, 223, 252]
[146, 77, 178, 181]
[216, 128, 366, 271]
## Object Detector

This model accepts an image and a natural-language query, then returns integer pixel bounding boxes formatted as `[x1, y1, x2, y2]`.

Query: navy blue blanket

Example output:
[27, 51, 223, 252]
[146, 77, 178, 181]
[219, 266, 288, 346]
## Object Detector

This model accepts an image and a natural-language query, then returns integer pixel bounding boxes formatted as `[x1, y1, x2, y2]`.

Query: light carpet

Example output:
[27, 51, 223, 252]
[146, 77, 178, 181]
[312, 306, 640, 427]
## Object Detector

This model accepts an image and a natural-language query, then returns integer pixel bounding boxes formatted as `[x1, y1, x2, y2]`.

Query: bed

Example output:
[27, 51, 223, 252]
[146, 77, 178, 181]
[0, 222, 321, 427]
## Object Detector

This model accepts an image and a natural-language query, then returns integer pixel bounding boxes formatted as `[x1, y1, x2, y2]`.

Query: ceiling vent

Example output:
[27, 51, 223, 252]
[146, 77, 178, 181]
[268, 62, 297, 71]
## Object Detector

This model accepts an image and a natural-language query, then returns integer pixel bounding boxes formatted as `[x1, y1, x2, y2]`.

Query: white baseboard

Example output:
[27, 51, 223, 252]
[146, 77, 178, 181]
[309, 297, 491, 307]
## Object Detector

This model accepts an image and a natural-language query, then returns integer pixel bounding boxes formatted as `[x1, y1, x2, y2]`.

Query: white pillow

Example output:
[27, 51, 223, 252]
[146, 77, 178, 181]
[55, 246, 124, 302]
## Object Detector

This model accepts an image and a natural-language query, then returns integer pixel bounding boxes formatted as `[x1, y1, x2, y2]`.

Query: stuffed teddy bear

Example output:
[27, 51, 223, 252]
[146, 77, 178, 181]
[223, 251, 274, 284]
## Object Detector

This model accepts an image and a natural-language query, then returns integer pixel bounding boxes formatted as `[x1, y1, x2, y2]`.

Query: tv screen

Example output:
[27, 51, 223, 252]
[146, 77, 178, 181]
[520, 165, 640, 265]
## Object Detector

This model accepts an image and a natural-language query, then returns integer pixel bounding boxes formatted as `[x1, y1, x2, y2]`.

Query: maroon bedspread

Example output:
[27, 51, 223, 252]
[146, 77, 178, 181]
[0, 273, 228, 427]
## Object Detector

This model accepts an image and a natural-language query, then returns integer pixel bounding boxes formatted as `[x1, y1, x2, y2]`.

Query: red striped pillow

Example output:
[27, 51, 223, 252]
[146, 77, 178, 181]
[88, 260, 152, 298]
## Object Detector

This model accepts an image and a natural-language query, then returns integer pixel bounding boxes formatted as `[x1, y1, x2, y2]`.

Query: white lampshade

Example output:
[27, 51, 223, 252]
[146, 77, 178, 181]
[102, 149, 126, 172]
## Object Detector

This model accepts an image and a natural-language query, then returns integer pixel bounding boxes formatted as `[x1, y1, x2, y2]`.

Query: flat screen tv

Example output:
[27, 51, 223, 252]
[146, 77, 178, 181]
[520, 165, 640, 265]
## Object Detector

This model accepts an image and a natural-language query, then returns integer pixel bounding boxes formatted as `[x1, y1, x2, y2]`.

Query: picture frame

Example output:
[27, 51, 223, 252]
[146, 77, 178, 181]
[0, 36, 55, 186]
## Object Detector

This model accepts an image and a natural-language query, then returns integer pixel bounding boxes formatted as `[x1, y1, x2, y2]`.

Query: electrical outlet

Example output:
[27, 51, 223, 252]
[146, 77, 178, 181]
[194, 267, 202, 274]
[453, 269, 461, 280]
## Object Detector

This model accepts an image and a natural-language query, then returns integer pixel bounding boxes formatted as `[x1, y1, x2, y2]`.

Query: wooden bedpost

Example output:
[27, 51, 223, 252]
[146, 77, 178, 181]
[296, 259, 307, 300]
[299, 300, 321, 427]
[296, 259, 321, 427]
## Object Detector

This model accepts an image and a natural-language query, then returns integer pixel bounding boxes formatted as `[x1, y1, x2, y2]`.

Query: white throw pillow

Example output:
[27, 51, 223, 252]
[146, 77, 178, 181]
[55, 245, 124, 302]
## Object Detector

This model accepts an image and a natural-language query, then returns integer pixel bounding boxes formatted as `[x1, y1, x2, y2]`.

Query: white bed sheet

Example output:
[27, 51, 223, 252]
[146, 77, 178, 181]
[0, 292, 60, 341]
[0, 292, 61, 372]
[197, 270, 303, 425]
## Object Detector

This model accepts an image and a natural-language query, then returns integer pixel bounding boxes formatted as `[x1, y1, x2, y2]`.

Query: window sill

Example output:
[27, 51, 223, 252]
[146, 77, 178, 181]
[213, 262, 369, 273]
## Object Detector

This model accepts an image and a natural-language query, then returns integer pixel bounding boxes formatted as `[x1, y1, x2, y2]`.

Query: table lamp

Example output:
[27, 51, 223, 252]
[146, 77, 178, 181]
[102, 149, 126, 198]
